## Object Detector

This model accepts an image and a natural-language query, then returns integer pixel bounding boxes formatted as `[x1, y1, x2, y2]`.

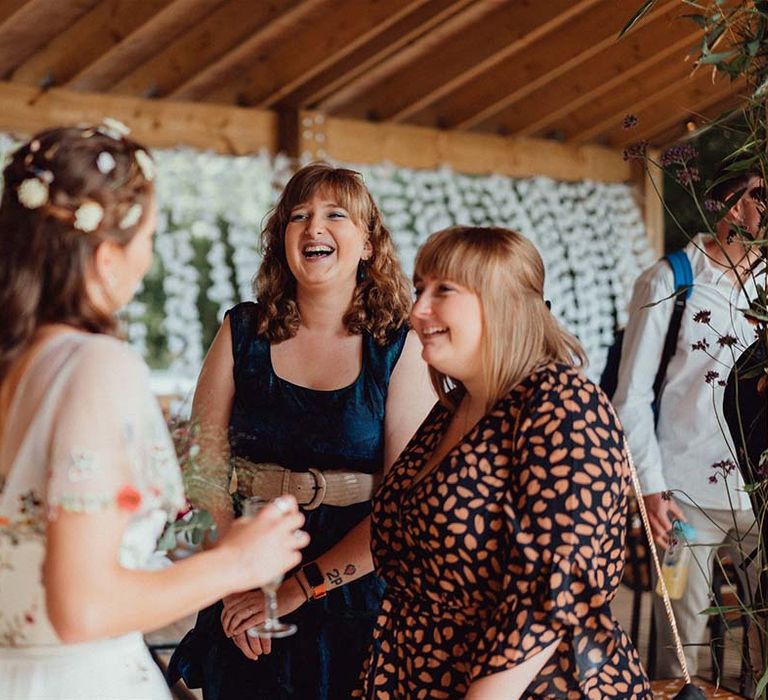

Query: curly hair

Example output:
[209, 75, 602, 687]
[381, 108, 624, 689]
[0, 125, 155, 380]
[255, 162, 411, 344]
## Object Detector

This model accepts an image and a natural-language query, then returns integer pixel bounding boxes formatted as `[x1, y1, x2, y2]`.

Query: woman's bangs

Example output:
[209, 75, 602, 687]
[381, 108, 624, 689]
[414, 233, 484, 292]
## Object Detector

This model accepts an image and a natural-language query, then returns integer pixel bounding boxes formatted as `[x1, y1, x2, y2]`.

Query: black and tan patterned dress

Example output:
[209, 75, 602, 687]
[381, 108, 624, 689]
[355, 364, 652, 699]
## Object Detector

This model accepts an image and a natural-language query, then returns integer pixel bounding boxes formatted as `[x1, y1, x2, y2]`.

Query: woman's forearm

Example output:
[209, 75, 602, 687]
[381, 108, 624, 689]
[48, 538, 237, 643]
[296, 515, 374, 594]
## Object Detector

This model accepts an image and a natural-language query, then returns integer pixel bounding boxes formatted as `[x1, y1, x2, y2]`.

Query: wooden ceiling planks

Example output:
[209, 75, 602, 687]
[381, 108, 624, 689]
[64, 0, 229, 92]
[414, 0, 681, 131]
[0, 0, 749, 161]
[0, 0, 101, 77]
[324, 0, 595, 122]
[199, 0, 435, 108]
[9, 0, 173, 88]
[109, 0, 306, 98]
[487, 5, 700, 138]
[271, 0, 476, 111]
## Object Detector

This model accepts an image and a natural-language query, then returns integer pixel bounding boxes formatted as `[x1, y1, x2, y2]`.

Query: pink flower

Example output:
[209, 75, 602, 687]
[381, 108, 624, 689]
[116, 485, 142, 512]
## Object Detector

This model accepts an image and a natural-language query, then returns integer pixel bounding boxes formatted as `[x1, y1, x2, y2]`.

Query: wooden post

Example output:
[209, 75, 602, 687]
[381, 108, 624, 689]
[643, 147, 665, 256]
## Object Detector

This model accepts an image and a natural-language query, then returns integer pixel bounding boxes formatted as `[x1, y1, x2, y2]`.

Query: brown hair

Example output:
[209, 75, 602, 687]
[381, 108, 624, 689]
[0, 125, 155, 380]
[413, 226, 586, 411]
[255, 162, 411, 344]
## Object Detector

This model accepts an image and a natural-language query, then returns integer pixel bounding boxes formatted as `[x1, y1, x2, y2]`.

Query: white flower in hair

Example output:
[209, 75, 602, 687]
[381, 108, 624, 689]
[119, 202, 143, 230]
[135, 150, 155, 182]
[74, 201, 104, 232]
[97, 151, 116, 174]
[17, 178, 49, 209]
[99, 117, 131, 140]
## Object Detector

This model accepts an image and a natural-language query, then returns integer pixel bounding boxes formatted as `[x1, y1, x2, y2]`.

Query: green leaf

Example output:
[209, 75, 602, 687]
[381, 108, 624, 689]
[619, 0, 656, 38]
[756, 667, 768, 698]
[747, 39, 761, 57]
[699, 48, 740, 64]
[682, 13, 708, 28]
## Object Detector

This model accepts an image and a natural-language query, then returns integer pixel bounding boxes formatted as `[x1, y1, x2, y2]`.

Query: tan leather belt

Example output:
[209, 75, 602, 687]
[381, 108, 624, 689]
[234, 458, 381, 510]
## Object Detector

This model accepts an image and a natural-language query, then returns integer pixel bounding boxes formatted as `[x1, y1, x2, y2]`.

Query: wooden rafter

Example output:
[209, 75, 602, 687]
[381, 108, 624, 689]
[296, 110, 630, 182]
[649, 95, 745, 147]
[109, 0, 304, 98]
[613, 77, 745, 147]
[0, 0, 101, 78]
[10, 0, 173, 88]
[571, 66, 742, 146]
[168, 0, 330, 102]
[0, 81, 277, 153]
[313, 0, 505, 116]
[65, 0, 228, 92]
[441, 0, 680, 132]
[200, 0, 434, 108]
[0, 1, 30, 25]
[273, 0, 474, 110]
[492, 11, 700, 137]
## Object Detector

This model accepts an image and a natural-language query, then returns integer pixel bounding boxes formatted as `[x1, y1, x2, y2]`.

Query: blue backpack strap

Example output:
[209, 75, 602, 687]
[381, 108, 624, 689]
[665, 249, 693, 300]
[651, 249, 693, 424]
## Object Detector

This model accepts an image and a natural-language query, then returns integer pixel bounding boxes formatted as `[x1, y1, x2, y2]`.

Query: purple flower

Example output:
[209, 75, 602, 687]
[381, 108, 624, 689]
[704, 199, 724, 213]
[711, 459, 737, 475]
[705, 370, 720, 384]
[661, 490, 674, 501]
[675, 166, 700, 186]
[709, 474, 718, 484]
[622, 141, 648, 161]
[623, 114, 639, 129]
[691, 338, 710, 351]
[717, 334, 738, 347]
[661, 143, 698, 167]
[693, 310, 711, 324]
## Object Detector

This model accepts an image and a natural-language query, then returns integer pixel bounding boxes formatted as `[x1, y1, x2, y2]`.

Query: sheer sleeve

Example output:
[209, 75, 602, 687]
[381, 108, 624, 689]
[470, 368, 629, 685]
[47, 336, 184, 519]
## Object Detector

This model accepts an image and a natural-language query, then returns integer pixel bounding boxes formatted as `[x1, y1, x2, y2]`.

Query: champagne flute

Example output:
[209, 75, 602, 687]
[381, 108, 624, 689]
[242, 496, 298, 639]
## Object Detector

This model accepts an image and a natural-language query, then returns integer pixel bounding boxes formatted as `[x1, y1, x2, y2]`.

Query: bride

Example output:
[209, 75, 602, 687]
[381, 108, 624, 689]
[0, 124, 309, 699]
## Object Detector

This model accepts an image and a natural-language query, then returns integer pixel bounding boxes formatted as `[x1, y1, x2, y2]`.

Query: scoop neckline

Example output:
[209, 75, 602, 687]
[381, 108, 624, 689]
[266, 335, 367, 394]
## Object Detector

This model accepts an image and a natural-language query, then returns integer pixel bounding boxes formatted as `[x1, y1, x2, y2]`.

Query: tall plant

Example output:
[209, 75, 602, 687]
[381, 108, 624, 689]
[622, 0, 768, 695]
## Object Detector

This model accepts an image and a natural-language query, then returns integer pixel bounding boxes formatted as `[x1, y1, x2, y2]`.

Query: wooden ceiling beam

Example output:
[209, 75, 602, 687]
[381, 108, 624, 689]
[602, 73, 744, 147]
[0, 0, 101, 78]
[312, 0, 506, 116]
[615, 81, 745, 147]
[645, 96, 745, 148]
[10, 0, 174, 88]
[168, 0, 332, 102]
[492, 13, 700, 137]
[569, 65, 740, 145]
[0, 1, 30, 25]
[200, 0, 434, 108]
[295, 110, 630, 182]
[65, 0, 228, 92]
[109, 0, 304, 98]
[323, 0, 597, 122]
[0, 81, 277, 154]
[440, 0, 680, 131]
[272, 0, 476, 111]
[549, 54, 698, 143]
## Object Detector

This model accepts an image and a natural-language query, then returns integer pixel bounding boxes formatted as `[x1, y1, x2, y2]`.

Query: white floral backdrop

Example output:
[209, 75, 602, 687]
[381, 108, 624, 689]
[0, 135, 654, 392]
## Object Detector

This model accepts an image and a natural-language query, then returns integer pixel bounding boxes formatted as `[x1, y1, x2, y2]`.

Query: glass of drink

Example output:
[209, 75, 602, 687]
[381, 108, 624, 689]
[242, 496, 298, 638]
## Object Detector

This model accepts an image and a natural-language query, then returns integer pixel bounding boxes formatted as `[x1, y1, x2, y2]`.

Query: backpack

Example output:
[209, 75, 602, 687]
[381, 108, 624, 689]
[599, 249, 693, 422]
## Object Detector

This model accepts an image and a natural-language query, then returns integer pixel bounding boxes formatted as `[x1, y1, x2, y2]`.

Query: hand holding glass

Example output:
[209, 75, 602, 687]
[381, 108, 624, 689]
[242, 496, 298, 638]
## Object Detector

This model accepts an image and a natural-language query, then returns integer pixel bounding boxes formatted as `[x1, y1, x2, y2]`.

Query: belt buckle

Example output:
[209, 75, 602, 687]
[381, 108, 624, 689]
[305, 468, 327, 510]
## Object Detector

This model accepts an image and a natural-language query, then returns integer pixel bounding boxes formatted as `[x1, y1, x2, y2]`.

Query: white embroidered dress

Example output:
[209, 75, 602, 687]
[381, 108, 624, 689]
[0, 332, 185, 699]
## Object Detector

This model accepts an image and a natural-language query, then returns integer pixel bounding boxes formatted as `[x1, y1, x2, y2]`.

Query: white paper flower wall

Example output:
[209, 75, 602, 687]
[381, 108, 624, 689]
[0, 133, 653, 387]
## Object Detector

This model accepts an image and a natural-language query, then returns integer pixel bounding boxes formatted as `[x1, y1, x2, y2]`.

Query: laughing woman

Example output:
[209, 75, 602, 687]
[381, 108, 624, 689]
[356, 226, 652, 699]
[170, 163, 434, 699]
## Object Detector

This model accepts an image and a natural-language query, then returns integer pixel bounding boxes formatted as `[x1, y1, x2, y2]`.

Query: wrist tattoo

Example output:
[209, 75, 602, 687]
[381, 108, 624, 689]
[327, 568, 343, 586]
[344, 564, 356, 577]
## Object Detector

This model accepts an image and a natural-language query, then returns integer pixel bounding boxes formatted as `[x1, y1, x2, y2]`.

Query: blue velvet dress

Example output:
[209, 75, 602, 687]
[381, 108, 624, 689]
[169, 302, 408, 700]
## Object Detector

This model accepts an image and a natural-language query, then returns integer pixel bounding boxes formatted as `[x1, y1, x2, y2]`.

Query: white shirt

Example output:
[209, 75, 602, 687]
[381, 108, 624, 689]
[613, 234, 754, 511]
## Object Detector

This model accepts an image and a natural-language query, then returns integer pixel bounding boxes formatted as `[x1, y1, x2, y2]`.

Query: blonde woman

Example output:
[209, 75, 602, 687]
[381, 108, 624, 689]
[356, 226, 651, 699]
[170, 164, 434, 699]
